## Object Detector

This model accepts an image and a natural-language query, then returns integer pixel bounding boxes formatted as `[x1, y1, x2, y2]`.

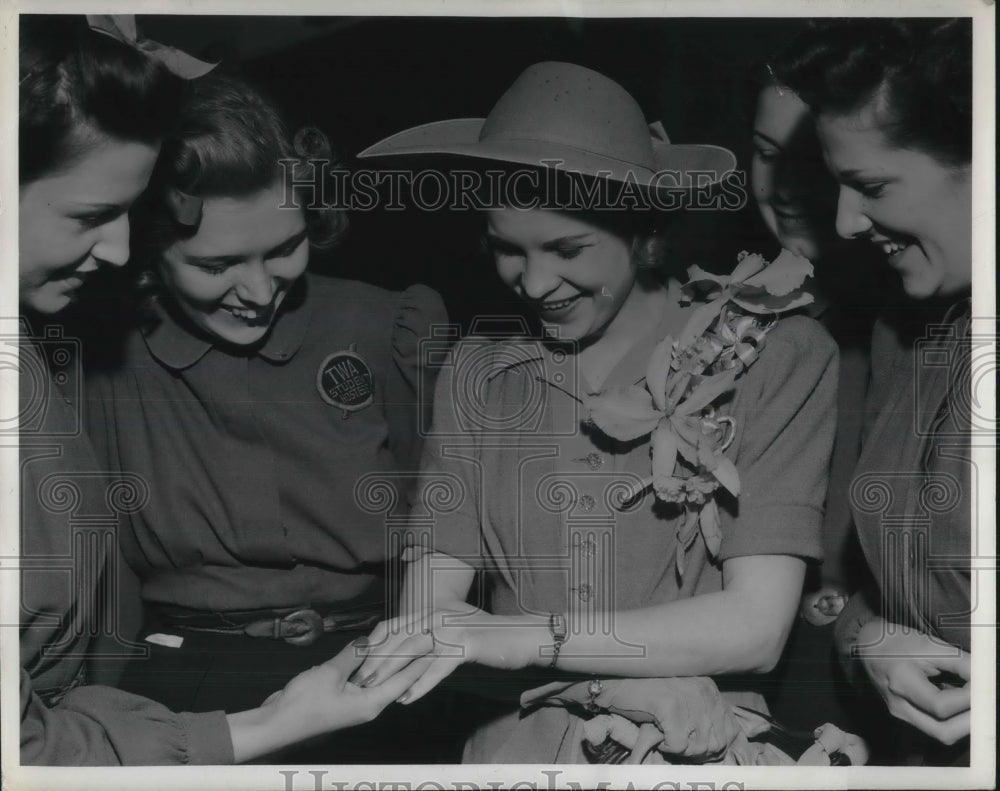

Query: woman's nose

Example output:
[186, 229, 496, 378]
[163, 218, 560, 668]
[90, 214, 131, 268]
[234, 260, 276, 306]
[520, 255, 560, 300]
[834, 188, 873, 239]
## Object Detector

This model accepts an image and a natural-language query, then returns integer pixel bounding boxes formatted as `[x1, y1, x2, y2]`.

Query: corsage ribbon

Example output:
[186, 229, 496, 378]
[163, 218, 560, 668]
[87, 15, 217, 79]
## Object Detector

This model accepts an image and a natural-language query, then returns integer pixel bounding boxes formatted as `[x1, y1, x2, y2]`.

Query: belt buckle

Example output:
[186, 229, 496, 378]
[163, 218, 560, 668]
[281, 608, 324, 646]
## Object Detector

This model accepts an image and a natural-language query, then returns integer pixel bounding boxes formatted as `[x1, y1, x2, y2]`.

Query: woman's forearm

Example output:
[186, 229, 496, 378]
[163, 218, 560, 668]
[530, 589, 787, 677]
[515, 554, 805, 678]
[399, 552, 475, 616]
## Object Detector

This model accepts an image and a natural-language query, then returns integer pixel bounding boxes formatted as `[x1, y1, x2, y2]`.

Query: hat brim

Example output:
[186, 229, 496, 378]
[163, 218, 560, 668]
[357, 118, 737, 191]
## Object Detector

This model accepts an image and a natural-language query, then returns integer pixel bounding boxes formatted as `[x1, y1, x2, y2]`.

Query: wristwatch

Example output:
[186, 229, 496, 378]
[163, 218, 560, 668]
[548, 613, 567, 668]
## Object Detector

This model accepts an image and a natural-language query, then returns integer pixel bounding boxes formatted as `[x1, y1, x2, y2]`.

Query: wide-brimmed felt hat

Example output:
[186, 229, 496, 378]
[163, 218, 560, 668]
[357, 61, 737, 196]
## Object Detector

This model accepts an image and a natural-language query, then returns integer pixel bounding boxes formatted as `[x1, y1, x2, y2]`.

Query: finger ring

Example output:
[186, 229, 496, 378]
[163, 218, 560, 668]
[585, 679, 603, 713]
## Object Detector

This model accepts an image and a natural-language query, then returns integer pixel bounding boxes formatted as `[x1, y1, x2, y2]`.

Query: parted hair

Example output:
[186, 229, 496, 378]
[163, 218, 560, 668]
[134, 72, 348, 265]
[19, 15, 183, 184]
[772, 18, 972, 166]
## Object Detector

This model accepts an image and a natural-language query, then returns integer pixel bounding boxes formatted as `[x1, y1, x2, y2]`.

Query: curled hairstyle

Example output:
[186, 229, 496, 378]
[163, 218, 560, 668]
[134, 73, 348, 270]
[19, 15, 183, 184]
[478, 167, 676, 278]
[772, 18, 972, 166]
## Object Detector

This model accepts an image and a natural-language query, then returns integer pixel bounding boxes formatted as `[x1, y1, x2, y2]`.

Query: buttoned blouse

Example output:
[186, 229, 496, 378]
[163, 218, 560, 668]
[414, 287, 837, 763]
[419, 286, 837, 618]
[85, 274, 447, 612]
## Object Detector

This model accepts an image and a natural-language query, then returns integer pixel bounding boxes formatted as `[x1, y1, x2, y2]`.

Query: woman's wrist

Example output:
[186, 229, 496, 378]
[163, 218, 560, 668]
[227, 705, 285, 764]
[226, 697, 325, 763]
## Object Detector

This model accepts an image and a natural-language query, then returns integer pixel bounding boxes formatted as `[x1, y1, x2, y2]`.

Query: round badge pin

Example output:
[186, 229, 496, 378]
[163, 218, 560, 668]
[317, 343, 374, 417]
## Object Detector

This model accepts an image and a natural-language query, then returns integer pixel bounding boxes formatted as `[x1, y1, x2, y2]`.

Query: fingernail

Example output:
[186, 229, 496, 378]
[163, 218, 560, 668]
[361, 672, 377, 687]
[397, 691, 410, 704]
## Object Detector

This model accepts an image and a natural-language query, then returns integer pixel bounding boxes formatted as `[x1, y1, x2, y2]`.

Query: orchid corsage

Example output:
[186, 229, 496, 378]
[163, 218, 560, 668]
[584, 249, 814, 577]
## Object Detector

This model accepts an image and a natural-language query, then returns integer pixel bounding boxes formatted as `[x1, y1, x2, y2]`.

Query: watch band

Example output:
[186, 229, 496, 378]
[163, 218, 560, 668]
[548, 612, 567, 668]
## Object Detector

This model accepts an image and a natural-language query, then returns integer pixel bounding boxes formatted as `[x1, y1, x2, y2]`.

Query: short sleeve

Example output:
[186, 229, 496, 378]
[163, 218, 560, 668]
[719, 315, 838, 561]
[385, 284, 449, 474]
[20, 669, 234, 766]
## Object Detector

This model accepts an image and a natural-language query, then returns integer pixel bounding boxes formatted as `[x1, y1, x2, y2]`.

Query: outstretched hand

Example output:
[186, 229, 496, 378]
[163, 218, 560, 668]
[228, 637, 430, 762]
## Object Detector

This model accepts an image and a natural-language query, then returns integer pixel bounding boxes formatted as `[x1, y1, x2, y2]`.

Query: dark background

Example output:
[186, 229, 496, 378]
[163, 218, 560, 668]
[140, 15, 805, 331]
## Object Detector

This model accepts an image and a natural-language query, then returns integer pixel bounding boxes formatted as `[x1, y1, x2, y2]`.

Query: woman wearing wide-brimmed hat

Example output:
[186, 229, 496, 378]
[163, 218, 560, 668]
[354, 62, 839, 763]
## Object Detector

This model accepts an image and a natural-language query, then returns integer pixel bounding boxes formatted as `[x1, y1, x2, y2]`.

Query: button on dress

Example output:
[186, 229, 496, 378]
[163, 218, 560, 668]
[414, 287, 838, 762]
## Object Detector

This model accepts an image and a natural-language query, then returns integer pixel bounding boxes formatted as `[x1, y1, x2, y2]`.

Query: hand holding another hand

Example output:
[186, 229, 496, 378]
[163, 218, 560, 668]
[353, 605, 542, 704]
[227, 637, 427, 762]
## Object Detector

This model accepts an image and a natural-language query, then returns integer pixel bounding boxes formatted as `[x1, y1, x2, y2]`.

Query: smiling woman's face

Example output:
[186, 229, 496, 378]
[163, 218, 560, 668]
[817, 99, 972, 300]
[158, 179, 310, 346]
[751, 85, 840, 262]
[19, 135, 160, 314]
[484, 207, 638, 343]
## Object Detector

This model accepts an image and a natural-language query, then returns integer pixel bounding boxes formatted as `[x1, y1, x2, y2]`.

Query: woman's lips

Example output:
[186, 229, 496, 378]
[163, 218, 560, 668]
[220, 303, 276, 326]
[773, 206, 825, 223]
[536, 293, 584, 315]
[869, 233, 914, 259]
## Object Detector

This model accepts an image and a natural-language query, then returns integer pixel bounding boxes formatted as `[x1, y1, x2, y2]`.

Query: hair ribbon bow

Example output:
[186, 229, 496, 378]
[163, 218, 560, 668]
[87, 14, 217, 79]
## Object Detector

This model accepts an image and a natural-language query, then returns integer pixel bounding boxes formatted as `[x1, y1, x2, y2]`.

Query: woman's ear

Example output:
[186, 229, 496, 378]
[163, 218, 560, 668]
[631, 231, 667, 273]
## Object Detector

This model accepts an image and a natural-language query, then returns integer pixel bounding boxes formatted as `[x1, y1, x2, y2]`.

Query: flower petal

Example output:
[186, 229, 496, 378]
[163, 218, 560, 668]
[730, 288, 815, 314]
[741, 248, 814, 296]
[644, 335, 674, 412]
[651, 420, 679, 480]
[685, 264, 731, 287]
[585, 386, 662, 441]
[678, 296, 726, 349]
[674, 368, 738, 417]
[711, 455, 740, 497]
[730, 251, 768, 283]
[700, 498, 722, 558]
[670, 416, 703, 464]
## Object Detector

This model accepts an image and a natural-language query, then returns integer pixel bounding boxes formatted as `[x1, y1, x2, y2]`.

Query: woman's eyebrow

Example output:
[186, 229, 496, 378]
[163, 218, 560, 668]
[752, 131, 782, 148]
[541, 234, 593, 249]
[66, 201, 124, 211]
[837, 167, 892, 183]
[186, 252, 244, 267]
[266, 228, 308, 256]
[186, 229, 309, 267]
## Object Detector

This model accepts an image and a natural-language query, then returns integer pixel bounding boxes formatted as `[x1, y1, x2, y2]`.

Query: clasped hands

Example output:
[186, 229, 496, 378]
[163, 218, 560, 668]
[350, 603, 540, 704]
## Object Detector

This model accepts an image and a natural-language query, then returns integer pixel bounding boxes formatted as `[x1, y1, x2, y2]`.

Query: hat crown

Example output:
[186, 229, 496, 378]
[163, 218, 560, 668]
[479, 62, 657, 172]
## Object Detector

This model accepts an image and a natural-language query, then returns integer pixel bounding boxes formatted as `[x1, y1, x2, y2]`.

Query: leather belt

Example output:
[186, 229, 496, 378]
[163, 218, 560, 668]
[156, 604, 384, 647]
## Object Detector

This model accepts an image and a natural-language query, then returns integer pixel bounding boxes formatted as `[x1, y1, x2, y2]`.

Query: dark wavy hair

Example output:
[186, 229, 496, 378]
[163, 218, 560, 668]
[133, 72, 348, 272]
[772, 18, 972, 166]
[19, 15, 183, 184]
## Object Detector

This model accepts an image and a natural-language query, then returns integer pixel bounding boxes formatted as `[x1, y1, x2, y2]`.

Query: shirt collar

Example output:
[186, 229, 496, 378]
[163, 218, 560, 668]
[142, 275, 312, 371]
